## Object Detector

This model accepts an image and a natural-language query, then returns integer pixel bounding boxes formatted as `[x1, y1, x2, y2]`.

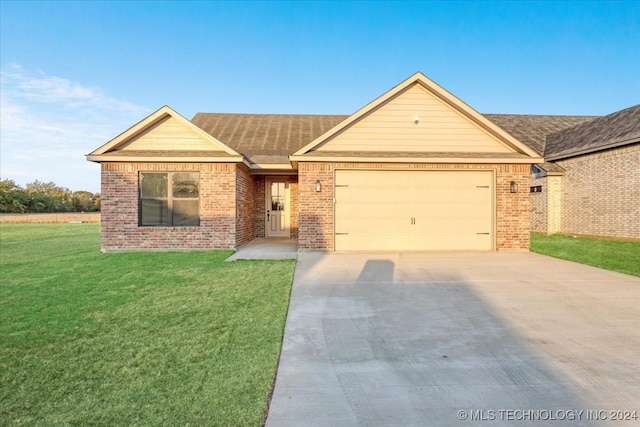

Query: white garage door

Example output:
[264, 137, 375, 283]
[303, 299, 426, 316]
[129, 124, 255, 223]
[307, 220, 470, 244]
[334, 170, 493, 251]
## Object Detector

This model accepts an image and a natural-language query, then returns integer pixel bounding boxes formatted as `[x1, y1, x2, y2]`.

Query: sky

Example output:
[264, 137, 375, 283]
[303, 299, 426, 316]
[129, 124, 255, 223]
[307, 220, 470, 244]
[1, 1, 639, 193]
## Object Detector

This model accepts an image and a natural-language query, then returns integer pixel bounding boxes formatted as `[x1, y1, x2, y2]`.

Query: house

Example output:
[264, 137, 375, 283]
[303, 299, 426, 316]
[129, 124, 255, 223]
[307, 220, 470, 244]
[530, 104, 640, 239]
[86, 72, 636, 252]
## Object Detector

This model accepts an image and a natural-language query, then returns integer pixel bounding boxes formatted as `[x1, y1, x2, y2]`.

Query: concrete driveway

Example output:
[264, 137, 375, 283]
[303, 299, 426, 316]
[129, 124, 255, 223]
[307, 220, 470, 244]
[266, 252, 640, 426]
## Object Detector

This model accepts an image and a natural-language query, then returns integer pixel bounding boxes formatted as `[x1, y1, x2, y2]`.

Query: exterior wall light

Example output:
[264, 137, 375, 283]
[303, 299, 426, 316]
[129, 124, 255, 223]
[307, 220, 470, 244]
[413, 115, 420, 124]
[510, 181, 518, 193]
[315, 180, 322, 192]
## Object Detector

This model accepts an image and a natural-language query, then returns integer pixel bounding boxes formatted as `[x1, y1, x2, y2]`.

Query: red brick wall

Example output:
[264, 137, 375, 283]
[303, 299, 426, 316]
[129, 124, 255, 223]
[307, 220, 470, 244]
[494, 164, 531, 251]
[100, 162, 237, 251]
[298, 163, 335, 250]
[253, 176, 266, 238]
[298, 162, 531, 251]
[235, 165, 255, 247]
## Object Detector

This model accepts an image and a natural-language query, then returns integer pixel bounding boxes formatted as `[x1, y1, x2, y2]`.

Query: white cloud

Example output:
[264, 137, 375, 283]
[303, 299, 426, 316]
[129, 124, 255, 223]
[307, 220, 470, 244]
[0, 64, 149, 192]
[1, 63, 145, 113]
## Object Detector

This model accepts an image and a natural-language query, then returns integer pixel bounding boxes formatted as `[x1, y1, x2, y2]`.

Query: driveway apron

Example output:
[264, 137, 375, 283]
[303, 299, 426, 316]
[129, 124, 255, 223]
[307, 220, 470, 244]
[266, 252, 640, 426]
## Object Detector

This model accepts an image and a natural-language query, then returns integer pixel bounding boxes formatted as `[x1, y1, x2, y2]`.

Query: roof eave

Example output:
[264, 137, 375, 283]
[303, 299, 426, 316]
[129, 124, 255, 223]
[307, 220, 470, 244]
[289, 155, 543, 164]
[86, 154, 246, 163]
[249, 163, 296, 170]
[545, 137, 639, 161]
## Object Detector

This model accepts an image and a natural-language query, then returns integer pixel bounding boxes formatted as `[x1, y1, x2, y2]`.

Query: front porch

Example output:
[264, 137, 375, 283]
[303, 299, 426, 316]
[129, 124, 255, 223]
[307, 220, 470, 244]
[226, 238, 298, 261]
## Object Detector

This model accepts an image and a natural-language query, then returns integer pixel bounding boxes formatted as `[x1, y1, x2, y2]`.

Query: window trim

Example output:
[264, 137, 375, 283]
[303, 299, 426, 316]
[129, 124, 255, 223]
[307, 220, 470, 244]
[139, 171, 200, 227]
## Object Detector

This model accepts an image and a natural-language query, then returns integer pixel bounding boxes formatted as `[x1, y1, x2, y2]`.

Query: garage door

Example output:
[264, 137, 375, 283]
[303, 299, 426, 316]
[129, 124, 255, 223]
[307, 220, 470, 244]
[334, 170, 493, 251]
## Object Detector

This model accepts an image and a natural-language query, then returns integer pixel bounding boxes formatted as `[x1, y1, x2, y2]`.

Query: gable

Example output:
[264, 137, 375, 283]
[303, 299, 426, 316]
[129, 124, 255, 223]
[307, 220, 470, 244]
[292, 72, 543, 163]
[118, 115, 222, 152]
[87, 106, 243, 163]
[316, 83, 512, 153]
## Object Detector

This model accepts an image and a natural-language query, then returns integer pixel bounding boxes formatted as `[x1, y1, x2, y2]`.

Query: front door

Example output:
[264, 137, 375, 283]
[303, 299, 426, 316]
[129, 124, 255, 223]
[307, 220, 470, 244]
[266, 178, 290, 237]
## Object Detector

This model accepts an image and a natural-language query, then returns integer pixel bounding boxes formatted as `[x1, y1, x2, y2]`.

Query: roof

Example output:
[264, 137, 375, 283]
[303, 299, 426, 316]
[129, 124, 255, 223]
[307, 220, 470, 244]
[484, 114, 598, 156]
[534, 162, 566, 176]
[544, 104, 640, 160]
[191, 113, 347, 165]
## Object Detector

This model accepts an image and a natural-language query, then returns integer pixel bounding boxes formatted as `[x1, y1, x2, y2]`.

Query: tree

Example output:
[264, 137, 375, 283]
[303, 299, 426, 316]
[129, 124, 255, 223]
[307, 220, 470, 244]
[0, 179, 100, 213]
[25, 180, 72, 212]
[71, 191, 97, 212]
[0, 179, 27, 213]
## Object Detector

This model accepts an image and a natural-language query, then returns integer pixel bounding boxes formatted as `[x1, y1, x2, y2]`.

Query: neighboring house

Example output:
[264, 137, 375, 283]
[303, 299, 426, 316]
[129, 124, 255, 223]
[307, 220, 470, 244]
[86, 72, 636, 252]
[530, 104, 640, 239]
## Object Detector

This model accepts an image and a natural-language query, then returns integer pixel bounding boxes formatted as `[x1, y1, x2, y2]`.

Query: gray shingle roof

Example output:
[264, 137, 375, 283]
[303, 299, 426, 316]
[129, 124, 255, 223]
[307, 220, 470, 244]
[544, 104, 640, 160]
[484, 114, 598, 155]
[191, 113, 347, 164]
[534, 162, 566, 175]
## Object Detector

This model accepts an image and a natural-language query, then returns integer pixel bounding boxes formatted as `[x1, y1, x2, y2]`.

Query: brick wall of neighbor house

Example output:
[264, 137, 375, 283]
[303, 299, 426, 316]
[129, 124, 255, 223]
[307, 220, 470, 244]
[557, 143, 640, 239]
[530, 174, 548, 233]
[235, 165, 255, 247]
[100, 162, 237, 251]
[298, 162, 531, 251]
[530, 173, 563, 235]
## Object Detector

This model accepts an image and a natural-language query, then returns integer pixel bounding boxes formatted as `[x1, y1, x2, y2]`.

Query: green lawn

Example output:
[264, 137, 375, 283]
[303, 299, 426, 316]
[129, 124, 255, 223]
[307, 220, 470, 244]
[0, 224, 295, 426]
[531, 233, 640, 277]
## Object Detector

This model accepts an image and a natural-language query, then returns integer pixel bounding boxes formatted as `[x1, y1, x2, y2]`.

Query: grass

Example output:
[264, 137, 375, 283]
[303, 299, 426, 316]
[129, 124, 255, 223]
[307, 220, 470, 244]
[0, 223, 295, 426]
[531, 233, 640, 277]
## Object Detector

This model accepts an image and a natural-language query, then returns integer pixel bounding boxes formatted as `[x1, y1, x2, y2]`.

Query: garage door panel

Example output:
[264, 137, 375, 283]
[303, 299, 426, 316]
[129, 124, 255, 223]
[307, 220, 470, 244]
[335, 170, 493, 251]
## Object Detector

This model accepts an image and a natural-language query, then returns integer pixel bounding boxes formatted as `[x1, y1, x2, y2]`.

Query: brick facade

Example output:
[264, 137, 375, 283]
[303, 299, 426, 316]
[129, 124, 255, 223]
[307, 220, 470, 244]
[100, 162, 240, 251]
[298, 162, 531, 251]
[235, 165, 255, 247]
[530, 174, 548, 233]
[253, 175, 266, 238]
[530, 173, 562, 234]
[530, 144, 639, 240]
[101, 160, 534, 252]
[557, 144, 640, 239]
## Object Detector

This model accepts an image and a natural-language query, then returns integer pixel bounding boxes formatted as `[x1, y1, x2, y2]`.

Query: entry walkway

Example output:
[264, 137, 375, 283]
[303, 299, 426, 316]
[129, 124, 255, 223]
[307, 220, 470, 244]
[225, 238, 298, 261]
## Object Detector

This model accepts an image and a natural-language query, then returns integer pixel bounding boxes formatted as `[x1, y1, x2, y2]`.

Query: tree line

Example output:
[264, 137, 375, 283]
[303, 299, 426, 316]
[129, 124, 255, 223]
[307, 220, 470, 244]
[0, 179, 100, 213]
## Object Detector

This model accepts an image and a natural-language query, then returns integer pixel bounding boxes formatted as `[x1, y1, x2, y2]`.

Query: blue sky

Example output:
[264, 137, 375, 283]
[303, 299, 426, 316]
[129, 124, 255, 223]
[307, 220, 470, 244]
[1, 1, 639, 193]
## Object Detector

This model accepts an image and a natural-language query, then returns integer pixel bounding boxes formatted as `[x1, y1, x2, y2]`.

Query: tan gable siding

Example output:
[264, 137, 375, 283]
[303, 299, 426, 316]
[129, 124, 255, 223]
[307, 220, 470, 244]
[315, 83, 513, 153]
[120, 116, 221, 152]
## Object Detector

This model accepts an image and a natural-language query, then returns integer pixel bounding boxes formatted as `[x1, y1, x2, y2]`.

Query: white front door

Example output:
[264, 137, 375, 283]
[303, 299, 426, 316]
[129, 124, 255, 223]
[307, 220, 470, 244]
[266, 179, 290, 237]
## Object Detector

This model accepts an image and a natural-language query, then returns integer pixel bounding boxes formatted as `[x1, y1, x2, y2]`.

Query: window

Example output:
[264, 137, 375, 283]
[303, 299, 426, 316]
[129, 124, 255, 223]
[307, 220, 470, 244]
[530, 185, 542, 193]
[140, 172, 200, 226]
